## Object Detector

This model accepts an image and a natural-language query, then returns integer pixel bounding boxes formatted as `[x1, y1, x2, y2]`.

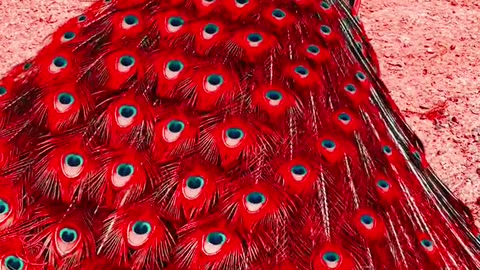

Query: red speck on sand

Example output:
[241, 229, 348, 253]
[0, 0, 478, 226]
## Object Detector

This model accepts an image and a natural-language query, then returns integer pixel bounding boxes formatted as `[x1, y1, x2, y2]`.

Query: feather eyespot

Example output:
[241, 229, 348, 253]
[344, 84, 356, 94]
[321, 140, 336, 152]
[203, 23, 219, 39]
[265, 90, 283, 106]
[23, 62, 32, 70]
[247, 33, 263, 47]
[244, 192, 266, 213]
[306, 44, 320, 55]
[204, 74, 224, 92]
[382, 145, 393, 156]
[0, 87, 6, 97]
[223, 128, 245, 148]
[62, 154, 84, 178]
[61, 32, 76, 43]
[360, 215, 374, 229]
[355, 71, 366, 82]
[165, 60, 184, 79]
[167, 16, 185, 33]
[290, 165, 308, 181]
[322, 252, 340, 268]
[56, 227, 80, 255]
[376, 180, 390, 191]
[112, 163, 135, 188]
[235, 0, 249, 8]
[116, 105, 138, 128]
[203, 232, 226, 255]
[183, 176, 205, 200]
[320, 25, 332, 35]
[163, 120, 185, 142]
[3, 256, 24, 270]
[272, 8, 286, 19]
[294, 65, 309, 78]
[320, 1, 331, 10]
[77, 15, 86, 22]
[117, 56, 136, 73]
[420, 239, 434, 252]
[128, 221, 153, 248]
[54, 93, 75, 113]
[122, 15, 139, 29]
[50, 56, 68, 74]
[0, 199, 10, 223]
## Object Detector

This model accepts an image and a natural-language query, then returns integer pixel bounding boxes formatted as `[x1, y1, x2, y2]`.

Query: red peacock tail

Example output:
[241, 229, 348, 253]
[0, 0, 478, 269]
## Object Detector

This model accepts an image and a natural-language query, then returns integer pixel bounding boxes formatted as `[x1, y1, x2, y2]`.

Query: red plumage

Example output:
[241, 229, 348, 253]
[0, 0, 479, 269]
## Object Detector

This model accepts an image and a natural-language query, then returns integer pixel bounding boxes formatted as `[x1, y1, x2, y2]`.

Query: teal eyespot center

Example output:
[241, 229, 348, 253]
[291, 165, 307, 176]
[377, 180, 389, 189]
[246, 192, 266, 204]
[266, 90, 282, 101]
[119, 105, 137, 118]
[167, 60, 184, 72]
[236, 0, 249, 4]
[320, 25, 331, 34]
[307, 44, 320, 54]
[226, 128, 244, 140]
[207, 74, 224, 86]
[59, 228, 78, 243]
[4, 256, 24, 270]
[338, 113, 351, 122]
[169, 16, 184, 27]
[247, 33, 263, 43]
[53, 57, 68, 68]
[167, 120, 185, 133]
[117, 164, 134, 177]
[360, 215, 374, 225]
[78, 15, 87, 22]
[133, 221, 152, 235]
[356, 71, 366, 81]
[204, 23, 219, 35]
[120, 56, 135, 67]
[413, 151, 421, 160]
[23, 62, 32, 70]
[186, 176, 204, 189]
[295, 66, 309, 76]
[124, 15, 139, 26]
[322, 140, 336, 149]
[344, 84, 356, 93]
[272, 9, 286, 18]
[207, 232, 226, 245]
[65, 154, 84, 167]
[58, 93, 74, 105]
[421, 239, 433, 248]
[322, 252, 340, 263]
[63, 32, 75, 40]
[383, 145, 392, 154]
[321, 1, 331, 9]
[0, 199, 9, 214]
[0, 86, 7, 96]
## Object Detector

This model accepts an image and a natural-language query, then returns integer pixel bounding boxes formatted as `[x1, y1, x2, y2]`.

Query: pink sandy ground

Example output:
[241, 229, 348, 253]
[0, 0, 478, 225]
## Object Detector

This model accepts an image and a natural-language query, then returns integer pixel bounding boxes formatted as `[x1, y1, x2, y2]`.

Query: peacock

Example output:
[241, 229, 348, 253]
[0, 0, 479, 269]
